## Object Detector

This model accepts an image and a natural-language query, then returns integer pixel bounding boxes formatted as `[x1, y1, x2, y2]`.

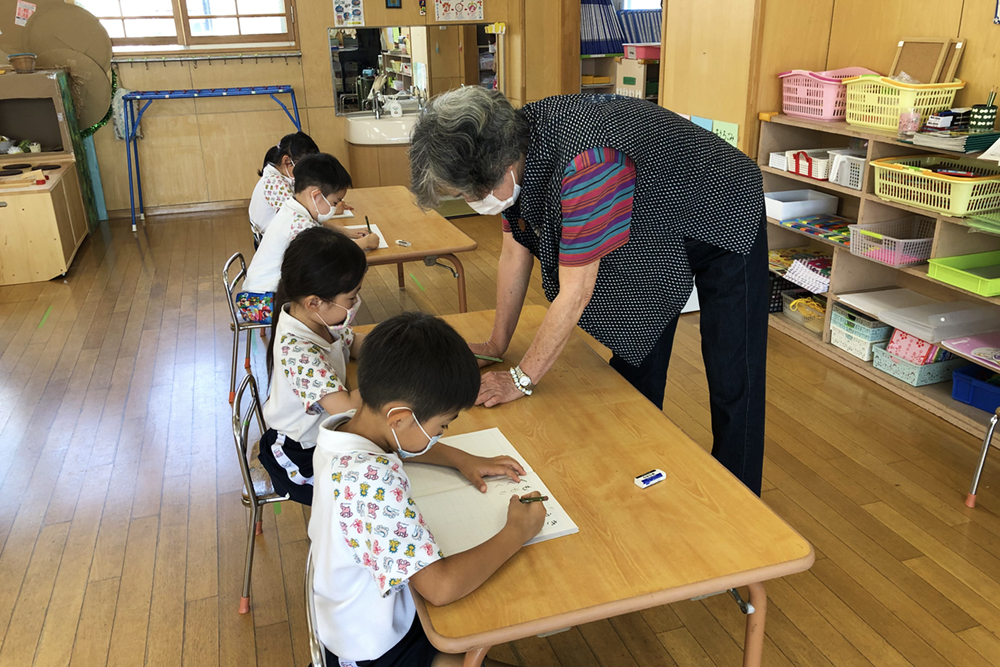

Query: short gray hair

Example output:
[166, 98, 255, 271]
[409, 87, 529, 210]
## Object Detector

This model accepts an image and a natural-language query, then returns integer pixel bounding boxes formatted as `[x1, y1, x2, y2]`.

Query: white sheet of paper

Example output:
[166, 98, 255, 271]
[980, 137, 1000, 162]
[328, 209, 354, 219]
[403, 428, 579, 556]
[345, 223, 389, 249]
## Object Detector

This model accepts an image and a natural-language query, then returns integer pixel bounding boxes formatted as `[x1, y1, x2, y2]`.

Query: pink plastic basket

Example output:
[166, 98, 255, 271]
[779, 67, 879, 121]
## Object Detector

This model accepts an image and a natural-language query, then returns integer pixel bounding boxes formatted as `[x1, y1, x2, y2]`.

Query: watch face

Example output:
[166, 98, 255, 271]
[518, 375, 531, 387]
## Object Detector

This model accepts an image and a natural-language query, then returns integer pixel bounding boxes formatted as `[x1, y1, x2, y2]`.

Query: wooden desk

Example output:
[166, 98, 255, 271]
[344, 186, 478, 312]
[358, 306, 814, 667]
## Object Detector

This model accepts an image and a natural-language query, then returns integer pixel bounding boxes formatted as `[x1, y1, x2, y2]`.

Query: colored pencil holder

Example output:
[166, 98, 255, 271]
[970, 105, 997, 134]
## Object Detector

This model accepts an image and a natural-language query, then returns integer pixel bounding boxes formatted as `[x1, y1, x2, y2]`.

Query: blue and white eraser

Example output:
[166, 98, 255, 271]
[634, 469, 665, 489]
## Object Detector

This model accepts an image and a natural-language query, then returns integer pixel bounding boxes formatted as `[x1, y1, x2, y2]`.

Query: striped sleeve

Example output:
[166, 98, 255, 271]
[559, 148, 635, 267]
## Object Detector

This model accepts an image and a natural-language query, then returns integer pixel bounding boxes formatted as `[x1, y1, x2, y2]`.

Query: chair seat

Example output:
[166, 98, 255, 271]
[243, 440, 286, 504]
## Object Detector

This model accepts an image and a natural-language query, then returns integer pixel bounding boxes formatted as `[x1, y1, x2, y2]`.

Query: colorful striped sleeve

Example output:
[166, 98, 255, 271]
[559, 148, 635, 267]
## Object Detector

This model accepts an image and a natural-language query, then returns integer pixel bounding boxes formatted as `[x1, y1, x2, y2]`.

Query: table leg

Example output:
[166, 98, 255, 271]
[742, 582, 767, 667]
[463, 646, 490, 667]
[439, 254, 468, 313]
[397, 263, 405, 290]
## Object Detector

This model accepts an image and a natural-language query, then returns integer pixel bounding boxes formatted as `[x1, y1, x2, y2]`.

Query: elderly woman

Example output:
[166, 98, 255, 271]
[409, 88, 768, 495]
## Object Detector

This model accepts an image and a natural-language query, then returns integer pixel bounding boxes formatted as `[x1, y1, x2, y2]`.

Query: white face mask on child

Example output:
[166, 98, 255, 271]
[314, 296, 361, 337]
[387, 407, 440, 459]
[467, 168, 521, 216]
[313, 191, 337, 223]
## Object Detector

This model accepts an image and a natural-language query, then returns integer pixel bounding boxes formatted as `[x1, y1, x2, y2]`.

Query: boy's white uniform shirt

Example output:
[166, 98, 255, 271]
[244, 197, 316, 294]
[309, 412, 444, 662]
[249, 164, 294, 235]
[263, 305, 352, 447]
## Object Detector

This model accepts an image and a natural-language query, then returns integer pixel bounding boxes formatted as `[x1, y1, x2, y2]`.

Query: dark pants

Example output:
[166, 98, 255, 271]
[610, 218, 769, 496]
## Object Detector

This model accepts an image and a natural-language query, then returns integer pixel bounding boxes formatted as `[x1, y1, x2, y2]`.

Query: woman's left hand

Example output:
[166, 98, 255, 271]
[476, 371, 524, 408]
[457, 453, 525, 492]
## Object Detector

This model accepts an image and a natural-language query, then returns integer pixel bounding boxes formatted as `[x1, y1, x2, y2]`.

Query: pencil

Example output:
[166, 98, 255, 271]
[365, 215, 372, 233]
[474, 354, 504, 363]
[519, 495, 548, 503]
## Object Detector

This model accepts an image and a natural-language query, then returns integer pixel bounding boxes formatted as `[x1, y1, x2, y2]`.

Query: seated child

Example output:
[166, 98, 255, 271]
[257, 226, 368, 505]
[249, 131, 319, 244]
[239, 153, 379, 323]
[310, 312, 545, 667]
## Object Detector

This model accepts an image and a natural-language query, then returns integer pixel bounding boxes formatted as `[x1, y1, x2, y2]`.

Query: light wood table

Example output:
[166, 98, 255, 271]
[344, 186, 478, 312]
[357, 306, 815, 667]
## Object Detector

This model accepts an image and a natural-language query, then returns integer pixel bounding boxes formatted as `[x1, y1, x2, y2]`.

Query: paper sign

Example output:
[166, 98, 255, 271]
[713, 120, 739, 147]
[677, 113, 691, 120]
[691, 116, 713, 131]
[333, 0, 364, 27]
[14, 0, 36, 27]
[435, 0, 483, 21]
[980, 136, 1000, 162]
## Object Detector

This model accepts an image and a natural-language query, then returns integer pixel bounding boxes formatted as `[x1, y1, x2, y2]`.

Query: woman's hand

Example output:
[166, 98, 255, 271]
[456, 453, 525, 492]
[476, 370, 524, 407]
[468, 340, 506, 368]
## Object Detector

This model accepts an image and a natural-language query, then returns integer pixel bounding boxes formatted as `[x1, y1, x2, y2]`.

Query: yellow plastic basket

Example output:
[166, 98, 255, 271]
[843, 75, 965, 131]
[872, 155, 1000, 217]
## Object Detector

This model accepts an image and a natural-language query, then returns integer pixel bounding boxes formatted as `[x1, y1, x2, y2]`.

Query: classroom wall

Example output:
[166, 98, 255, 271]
[94, 0, 519, 214]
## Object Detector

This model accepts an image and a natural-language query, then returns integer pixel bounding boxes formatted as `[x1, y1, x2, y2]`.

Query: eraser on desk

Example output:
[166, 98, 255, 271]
[634, 469, 665, 489]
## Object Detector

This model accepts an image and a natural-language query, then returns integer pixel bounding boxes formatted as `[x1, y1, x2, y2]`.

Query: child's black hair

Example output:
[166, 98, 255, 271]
[292, 153, 353, 197]
[258, 131, 320, 177]
[267, 226, 368, 382]
[357, 312, 480, 422]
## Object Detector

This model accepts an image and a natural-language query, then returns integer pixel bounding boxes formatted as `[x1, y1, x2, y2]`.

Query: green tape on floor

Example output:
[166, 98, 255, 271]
[37, 306, 52, 329]
[409, 273, 426, 291]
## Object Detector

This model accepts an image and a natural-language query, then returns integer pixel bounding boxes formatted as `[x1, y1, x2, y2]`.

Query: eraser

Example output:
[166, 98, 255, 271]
[634, 469, 665, 489]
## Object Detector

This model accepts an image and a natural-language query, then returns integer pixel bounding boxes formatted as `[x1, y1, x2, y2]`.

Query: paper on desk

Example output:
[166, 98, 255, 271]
[403, 428, 579, 557]
[345, 223, 389, 249]
[979, 137, 1000, 162]
[328, 209, 354, 219]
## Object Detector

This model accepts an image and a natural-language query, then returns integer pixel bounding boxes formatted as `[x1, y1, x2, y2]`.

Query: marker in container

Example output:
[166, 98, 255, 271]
[634, 469, 665, 489]
[519, 495, 548, 504]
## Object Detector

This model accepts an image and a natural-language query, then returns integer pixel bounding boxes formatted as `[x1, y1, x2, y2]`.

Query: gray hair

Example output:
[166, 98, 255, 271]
[409, 87, 529, 210]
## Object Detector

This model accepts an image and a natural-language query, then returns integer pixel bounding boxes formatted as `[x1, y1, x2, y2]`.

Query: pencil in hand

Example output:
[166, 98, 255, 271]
[519, 495, 548, 504]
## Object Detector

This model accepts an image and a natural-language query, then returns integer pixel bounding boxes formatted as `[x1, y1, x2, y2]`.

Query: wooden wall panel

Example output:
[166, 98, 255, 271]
[305, 107, 350, 167]
[131, 115, 209, 207]
[189, 58, 307, 114]
[953, 0, 1000, 107]
[826, 0, 964, 73]
[298, 0, 336, 109]
[115, 63, 195, 117]
[523, 0, 578, 102]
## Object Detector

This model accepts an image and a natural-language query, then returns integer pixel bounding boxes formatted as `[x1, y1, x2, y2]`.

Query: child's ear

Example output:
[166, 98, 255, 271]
[384, 405, 412, 430]
[302, 295, 323, 312]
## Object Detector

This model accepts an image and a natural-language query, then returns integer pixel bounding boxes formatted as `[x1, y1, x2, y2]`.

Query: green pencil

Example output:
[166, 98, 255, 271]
[365, 215, 372, 233]
[474, 354, 504, 363]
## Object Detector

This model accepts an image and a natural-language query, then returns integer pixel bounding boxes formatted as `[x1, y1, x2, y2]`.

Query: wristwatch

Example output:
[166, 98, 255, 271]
[509, 365, 534, 396]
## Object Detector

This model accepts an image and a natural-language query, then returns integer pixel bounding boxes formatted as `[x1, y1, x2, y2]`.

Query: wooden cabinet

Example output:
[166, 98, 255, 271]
[347, 144, 411, 189]
[0, 162, 89, 285]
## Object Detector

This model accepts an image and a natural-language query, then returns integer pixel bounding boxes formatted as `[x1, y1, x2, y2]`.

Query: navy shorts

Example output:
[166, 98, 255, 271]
[324, 616, 438, 667]
[257, 429, 314, 505]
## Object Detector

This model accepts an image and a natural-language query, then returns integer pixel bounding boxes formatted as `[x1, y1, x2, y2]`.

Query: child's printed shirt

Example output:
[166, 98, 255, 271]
[249, 163, 294, 235]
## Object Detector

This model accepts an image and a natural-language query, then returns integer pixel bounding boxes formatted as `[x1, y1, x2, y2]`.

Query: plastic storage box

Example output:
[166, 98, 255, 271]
[872, 155, 1000, 217]
[872, 343, 967, 386]
[782, 289, 827, 333]
[778, 67, 878, 121]
[769, 152, 788, 171]
[843, 75, 965, 131]
[927, 250, 1000, 297]
[829, 150, 866, 190]
[849, 216, 935, 268]
[765, 190, 839, 221]
[786, 149, 837, 180]
[623, 43, 660, 60]
[769, 274, 797, 313]
[830, 302, 893, 343]
[952, 365, 1000, 413]
[831, 325, 881, 361]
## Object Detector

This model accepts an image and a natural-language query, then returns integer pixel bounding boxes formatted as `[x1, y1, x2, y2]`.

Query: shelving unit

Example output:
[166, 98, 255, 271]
[580, 54, 619, 93]
[760, 114, 1000, 440]
[614, 56, 659, 102]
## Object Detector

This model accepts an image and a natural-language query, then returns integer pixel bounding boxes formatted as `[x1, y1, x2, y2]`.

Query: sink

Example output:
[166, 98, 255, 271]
[345, 115, 417, 145]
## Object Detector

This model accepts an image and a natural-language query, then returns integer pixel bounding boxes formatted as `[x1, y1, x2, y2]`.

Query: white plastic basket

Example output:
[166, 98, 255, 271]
[829, 151, 866, 190]
[849, 216, 935, 268]
[769, 152, 787, 171]
[786, 149, 834, 180]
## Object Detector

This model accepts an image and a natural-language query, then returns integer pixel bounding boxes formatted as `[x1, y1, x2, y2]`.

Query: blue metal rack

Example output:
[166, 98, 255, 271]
[122, 85, 301, 231]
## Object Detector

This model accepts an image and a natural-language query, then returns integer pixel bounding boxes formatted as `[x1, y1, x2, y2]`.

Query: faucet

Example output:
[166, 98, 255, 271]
[369, 72, 388, 118]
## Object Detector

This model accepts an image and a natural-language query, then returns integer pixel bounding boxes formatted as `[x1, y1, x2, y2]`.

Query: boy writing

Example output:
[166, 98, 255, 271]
[310, 312, 545, 667]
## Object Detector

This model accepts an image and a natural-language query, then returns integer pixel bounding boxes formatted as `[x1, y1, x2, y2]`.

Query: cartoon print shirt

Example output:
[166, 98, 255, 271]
[262, 303, 351, 447]
[243, 198, 318, 293]
[309, 412, 443, 661]
[249, 163, 294, 235]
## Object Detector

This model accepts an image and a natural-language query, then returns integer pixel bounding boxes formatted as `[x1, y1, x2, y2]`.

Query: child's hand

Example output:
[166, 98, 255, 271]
[335, 200, 354, 215]
[458, 454, 525, 492]
[365, 232, 381, 250]
[506, 492, 546, 541]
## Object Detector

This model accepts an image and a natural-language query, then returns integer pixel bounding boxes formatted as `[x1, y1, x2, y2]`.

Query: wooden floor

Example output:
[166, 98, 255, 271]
[1, 210, 999, 667]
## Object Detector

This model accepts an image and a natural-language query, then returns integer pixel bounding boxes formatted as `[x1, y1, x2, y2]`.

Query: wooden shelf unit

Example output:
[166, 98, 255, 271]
[760, 114, 1000, 441]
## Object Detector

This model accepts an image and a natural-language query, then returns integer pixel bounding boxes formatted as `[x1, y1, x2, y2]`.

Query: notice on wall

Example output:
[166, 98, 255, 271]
[333, 0, 365, 27]
[14, 0, 36, 27]
[435, 0, 483, 21]
[712, 120, 739, 148]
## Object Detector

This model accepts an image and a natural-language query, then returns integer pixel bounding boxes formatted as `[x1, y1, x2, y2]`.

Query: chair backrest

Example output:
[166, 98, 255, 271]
[222, 252, 248, 326]
[232, 373, 268, 505]
[304, 547, 328, 667]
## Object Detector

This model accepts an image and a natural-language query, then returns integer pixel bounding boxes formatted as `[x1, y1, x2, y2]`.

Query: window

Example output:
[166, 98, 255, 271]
[76, 0, 295, 49]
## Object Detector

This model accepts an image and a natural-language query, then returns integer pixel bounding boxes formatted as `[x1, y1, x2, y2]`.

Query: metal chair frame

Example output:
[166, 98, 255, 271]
[304, 548, 328, 667]
[966, 406, 999, 508]
[232, 373, 289, 613]
[223, 252, 270, 404]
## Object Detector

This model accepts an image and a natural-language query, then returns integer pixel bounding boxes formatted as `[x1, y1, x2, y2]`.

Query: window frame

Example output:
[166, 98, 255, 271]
[77, 0, 297, 51]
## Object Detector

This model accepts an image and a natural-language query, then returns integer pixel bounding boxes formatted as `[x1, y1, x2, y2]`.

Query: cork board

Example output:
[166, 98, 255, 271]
[938, 38, 967, 83]
[890, 38, 951, 84]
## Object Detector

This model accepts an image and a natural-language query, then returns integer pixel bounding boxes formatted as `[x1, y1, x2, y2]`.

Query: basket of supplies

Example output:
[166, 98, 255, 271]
[779, 68, 878, 121]
[843, 75, 965, 131]
[849, 216, 935, 268]
[7, 53, 36, 74]
[871, 155, 1000, 217]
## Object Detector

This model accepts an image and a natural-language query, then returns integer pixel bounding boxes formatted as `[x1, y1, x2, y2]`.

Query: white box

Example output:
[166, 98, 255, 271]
[768, 152, 787, 171]
[764, 189, 839, 221]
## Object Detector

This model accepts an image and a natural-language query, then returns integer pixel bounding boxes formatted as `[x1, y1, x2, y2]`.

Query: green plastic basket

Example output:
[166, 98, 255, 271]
[928, 250, 1000, 296]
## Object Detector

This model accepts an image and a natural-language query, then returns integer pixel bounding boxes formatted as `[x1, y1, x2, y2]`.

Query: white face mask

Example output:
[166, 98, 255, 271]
[313, 191, 337, 223]
[388, 407, 440, 459]
[314, 295, 361, 337]
[467, 168, 521, 216]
